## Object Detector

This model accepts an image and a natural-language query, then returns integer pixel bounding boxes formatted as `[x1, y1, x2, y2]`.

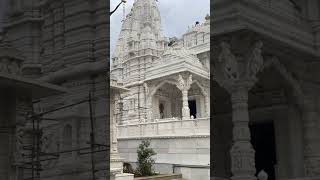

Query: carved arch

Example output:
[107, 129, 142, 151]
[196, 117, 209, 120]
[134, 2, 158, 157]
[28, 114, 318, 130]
[149, 79, 179, 97]
[262, 56, 303, 106]
[191, 80, 208, 97]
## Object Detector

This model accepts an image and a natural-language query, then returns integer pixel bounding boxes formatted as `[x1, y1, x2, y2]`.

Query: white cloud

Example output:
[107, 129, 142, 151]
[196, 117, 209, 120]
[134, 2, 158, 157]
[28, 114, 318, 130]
[110, 0, 210, 56]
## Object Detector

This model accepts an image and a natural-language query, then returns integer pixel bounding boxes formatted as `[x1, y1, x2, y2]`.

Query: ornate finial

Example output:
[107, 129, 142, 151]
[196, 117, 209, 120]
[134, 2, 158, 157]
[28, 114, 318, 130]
[205, 14, 210, 20]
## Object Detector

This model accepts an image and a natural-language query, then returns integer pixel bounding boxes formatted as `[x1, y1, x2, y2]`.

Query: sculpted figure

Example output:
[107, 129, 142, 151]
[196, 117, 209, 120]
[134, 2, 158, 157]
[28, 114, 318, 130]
[218, 42, 238, 80]
[247, 41, 264, 78]
[15, 126, 25, 163]
[177, 74, 192, 91]
[0, 58, 10, 73]
[177, 74, 185, 90]
[143, 83, 149, 95]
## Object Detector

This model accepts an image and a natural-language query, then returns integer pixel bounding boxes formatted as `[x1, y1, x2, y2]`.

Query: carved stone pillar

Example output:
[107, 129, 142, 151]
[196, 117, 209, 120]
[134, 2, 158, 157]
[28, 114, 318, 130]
[182, 89, 190, 119]
[230, 83, 256, 180]
[215, 40, 264, 180]
[302, 95, 320, 177]
[144, 83, 153, 121]
[146, 97, 153, 121]
[205, 89, 210, 117]
[110, 92, 120, 158]
[176, 74, 193, 120]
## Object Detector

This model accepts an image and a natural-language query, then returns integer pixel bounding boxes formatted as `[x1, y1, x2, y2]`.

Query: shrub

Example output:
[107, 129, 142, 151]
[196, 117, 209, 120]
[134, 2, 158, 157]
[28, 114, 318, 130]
[136, 140, 157, 176]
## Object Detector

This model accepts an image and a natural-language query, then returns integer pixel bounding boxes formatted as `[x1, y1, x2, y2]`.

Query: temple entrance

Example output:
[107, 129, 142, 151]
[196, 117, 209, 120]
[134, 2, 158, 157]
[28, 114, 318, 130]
[152, 82, 182, 119]
[188, 100, 197, 118]
[250, 121, 277, 180]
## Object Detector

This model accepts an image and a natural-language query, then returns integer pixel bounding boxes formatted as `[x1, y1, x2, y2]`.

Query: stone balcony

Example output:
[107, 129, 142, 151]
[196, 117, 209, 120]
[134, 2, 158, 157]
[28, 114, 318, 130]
[117, 117, 210, 139]
[213, 0, 319, 57]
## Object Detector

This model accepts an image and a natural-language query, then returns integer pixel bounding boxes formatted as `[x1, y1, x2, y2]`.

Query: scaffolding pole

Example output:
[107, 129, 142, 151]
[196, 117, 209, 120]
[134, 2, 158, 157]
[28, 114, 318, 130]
[22, 92, 108, 180]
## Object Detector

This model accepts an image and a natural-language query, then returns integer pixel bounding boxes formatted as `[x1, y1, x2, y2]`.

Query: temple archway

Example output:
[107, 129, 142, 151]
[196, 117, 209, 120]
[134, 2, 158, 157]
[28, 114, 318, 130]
[188, 81, 207, 119]
[152, 82, 182, 120]
[248, 62, 304, 179]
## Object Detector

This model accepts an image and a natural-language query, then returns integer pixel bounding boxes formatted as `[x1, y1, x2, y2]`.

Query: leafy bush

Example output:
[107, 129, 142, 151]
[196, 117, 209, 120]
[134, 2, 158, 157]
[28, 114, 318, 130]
[136, 140, 157, 176]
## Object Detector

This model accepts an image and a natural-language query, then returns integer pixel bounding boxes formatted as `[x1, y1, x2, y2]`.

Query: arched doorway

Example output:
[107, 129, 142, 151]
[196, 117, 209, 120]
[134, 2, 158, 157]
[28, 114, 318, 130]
[152, 82, 182, 119]
[248, 64, 304, 179]
[188, 82, 207, 119]
[211, 61, 304, 180]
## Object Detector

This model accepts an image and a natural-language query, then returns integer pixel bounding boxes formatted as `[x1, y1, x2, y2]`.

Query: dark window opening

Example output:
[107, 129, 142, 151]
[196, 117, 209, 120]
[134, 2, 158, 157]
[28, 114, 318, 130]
[159, 103, 164, 119]
[250, 122, 276, 180]
[188, 100, 197, 118]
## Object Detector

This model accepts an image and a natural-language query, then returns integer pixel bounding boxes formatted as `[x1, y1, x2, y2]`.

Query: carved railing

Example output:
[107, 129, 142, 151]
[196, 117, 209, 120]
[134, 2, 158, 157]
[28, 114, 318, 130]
[117, 117, 210, 138]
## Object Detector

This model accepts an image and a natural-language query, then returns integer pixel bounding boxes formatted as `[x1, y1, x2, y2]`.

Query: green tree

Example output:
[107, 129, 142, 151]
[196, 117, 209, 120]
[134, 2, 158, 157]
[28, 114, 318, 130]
[136, 140, 157, 176]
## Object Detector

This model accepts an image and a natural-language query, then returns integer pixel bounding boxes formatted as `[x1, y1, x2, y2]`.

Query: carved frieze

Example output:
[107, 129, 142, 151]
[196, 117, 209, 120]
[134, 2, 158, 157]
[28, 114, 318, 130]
[230, 142, 256, 179]
[305, 158, 320, 177]
[14, 125, 25, 164]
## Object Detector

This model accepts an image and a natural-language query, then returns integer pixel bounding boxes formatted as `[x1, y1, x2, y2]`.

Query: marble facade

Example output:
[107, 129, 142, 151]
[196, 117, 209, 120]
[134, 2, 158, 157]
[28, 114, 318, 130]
[111, 0, 210, 179]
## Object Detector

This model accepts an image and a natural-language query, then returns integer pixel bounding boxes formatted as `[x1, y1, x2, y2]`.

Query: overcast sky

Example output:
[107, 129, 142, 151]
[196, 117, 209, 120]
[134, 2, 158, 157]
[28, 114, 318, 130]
[110, 0, 210, 55]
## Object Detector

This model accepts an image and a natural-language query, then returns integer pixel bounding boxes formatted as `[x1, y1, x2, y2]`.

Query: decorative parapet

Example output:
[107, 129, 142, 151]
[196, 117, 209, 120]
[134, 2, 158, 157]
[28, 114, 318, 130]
[117, 117, 210, 139]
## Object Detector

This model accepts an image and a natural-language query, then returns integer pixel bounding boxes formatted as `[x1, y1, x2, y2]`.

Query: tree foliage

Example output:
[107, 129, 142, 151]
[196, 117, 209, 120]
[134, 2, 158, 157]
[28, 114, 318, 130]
[136, 140, 157, 176]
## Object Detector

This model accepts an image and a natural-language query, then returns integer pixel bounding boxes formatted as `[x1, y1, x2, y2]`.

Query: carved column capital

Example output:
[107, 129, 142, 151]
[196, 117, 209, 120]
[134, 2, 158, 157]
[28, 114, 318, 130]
[176, 73, 193, 91]
[215, 40, 263, 94]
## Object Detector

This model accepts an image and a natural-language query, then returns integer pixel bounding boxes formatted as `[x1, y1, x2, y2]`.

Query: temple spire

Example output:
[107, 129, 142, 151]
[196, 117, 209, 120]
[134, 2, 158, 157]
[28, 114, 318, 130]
[111, 0, 167, 83]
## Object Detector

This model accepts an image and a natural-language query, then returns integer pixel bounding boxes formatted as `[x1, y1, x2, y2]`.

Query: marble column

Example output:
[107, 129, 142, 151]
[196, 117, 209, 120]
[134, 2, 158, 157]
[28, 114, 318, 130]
[144, 83, 153, 121]
[230, 83, 256, 180]
[216, 39, 264, 180]
[182, 89, 190, 119]
[302, 96, 320, 177]
[205, 90, 210, 117]
[110, 92, 120, 159]
[176, 74, 193, 120]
